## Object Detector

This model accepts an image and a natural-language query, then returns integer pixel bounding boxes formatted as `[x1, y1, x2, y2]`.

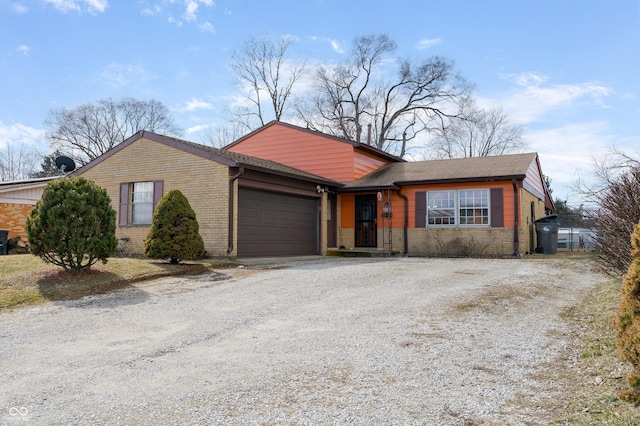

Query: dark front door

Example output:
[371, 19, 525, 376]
[355, 194, 377, 247]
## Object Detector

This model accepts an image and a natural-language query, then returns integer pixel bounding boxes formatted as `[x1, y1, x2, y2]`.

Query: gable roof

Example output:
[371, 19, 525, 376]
[71, 130, 341, 187]
[224, 120, 404, 163]
[343, 153, 540, 190]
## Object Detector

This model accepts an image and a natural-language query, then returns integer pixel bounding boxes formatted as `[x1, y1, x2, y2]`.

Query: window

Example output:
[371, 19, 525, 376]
[427, 191, 456, 225]
[427, 189, 490, 226]
[458, 189, 489, 225]
[131, 182, 154, 225]
[119, 180, 163, 226]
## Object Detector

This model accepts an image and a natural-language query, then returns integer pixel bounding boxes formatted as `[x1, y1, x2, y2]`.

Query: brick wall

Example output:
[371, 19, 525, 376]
[337, 187, 548, 257]
[0, 203, 34, 240]
[77, 137, 231, 257]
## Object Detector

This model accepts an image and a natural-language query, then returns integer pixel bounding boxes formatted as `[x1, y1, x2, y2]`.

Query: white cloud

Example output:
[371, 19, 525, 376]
[0, 121, 46, 151]
[16, 45, 30, 56]
[329, 39, 345, 54]
[529, 122, 613, 202]
[11, 3, 29, 14]
[416, 38, 442, 50]
[145, 0, 215, 26]
[44, 0, 108, 14]
[199, 21, 215, 33]
[186, 123, 212, 134]
[174, 98, 214, 113]
[486, 72, 614, 124]
[95, 62, 155, 89]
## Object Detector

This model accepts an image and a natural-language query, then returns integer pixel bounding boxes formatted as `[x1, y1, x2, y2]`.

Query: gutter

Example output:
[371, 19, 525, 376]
[396, 189, 409, 255]
[512, 178, 519, 256]
[227, 167, 245, 254]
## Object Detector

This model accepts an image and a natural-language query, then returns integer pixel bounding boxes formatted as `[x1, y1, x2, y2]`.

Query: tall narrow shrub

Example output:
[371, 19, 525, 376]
[144, 189, 204, 264]
[26, 177, 117, 272]
[613, 221, 640, 404]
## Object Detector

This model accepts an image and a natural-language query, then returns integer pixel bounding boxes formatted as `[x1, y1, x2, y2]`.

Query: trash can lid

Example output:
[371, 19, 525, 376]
[534, 214, 558, 223]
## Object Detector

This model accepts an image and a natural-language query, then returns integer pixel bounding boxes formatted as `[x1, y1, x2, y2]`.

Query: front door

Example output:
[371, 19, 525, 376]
[355, 194, 377, 247]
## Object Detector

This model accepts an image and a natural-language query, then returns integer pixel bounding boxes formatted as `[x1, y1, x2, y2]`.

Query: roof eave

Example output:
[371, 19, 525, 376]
[339, 184, 400, 193]
[234, 163, 342, 188]
[395, 174, 526, 186]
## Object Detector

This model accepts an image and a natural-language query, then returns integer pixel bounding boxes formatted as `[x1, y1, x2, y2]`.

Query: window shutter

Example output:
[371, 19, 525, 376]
[119, 183, 129, 226]
[490, 188, 504, 227]
[153, 180, 164, 211]
[415, 192, 427, 228]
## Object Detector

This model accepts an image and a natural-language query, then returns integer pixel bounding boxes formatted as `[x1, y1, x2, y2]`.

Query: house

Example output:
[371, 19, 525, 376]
[72, 121, 553, 258]
[226, 121, 553, 257]
[0, 177, 57, 241]
[70, 130, 339, 257]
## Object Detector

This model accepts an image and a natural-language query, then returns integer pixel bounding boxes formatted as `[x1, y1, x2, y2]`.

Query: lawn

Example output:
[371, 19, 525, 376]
[0, 254, 232, 311]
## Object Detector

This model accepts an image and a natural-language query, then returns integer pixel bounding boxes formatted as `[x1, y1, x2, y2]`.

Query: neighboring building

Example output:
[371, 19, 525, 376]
[0, 177, 57, 240]
[558, 228, 595, 250]
[72, 121, 554, 258]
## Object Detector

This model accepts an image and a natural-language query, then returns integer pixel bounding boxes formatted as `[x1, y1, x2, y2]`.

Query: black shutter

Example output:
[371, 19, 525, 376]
[490, 188, 504, 227]
[119, 183, 129, 226]
[415, 192, 426, 228]
[153, 180, 164, 211]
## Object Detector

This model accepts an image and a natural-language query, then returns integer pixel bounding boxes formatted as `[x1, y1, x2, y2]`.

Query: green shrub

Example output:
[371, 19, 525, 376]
[144, 189, 204, 264]
[613, 221, 640, 404]
[26, 177, 117, 272]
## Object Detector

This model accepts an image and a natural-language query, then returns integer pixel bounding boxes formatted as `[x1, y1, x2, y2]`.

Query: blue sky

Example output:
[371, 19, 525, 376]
[1, 0, 638, 206]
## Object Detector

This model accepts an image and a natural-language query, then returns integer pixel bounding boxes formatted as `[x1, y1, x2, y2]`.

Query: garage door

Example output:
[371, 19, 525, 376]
[237, 188, 319, 257]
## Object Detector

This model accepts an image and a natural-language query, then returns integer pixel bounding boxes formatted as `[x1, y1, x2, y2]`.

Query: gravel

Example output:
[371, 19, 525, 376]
[0, 256, 602, 425]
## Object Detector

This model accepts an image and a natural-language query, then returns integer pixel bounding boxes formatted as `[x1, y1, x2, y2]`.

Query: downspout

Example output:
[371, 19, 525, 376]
[397, 188, 409, 255]
[512, 178, 519, 256]
[227, 167, 244, 254]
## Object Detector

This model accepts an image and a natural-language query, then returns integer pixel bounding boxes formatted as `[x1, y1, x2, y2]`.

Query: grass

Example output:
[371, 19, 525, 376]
[558, 254, 640, 424]
[0, 254, 235, 312]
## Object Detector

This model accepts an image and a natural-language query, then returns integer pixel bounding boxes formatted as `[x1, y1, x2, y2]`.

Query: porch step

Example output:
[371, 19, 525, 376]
[327, 249, 401, 258]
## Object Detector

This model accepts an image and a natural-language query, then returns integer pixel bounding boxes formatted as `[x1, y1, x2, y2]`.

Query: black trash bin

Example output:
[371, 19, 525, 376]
[534, 215, 559, 254]
[0, 230, 8, 255]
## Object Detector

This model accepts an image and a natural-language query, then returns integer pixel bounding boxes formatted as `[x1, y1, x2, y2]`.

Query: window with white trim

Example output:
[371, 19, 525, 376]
[427, 190, 456, 225]
[427, 189, 490, 226]
[131, 182, 154, 225]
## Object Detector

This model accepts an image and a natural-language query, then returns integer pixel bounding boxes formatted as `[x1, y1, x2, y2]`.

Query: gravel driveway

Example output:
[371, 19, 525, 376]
[1, 257, 601, 425]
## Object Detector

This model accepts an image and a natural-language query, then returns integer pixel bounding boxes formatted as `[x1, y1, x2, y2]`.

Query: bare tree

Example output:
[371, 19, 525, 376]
[430, 106, 527, 159]
[45, 97, 182, 165]
[198, 122, 247, 148]
[577, 147, 640, 275]
[297, 34, 471, 157]
[0, 145, 39, 182]
[229, 36, 306, 131]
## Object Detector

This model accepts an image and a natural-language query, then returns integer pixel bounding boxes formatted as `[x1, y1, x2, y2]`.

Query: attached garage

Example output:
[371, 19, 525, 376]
[237, 187, 319, 257]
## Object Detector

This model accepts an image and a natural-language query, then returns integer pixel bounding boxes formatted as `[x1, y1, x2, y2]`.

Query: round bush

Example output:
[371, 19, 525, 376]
[144, 189, 204, 264]
[26, 177, 118, 271]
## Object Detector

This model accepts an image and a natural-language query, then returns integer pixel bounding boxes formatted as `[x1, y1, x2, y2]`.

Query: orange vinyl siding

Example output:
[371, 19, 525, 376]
[340, 191, 411, 230]
[227, 124, 356, 182]
[353, 149, 391, 180]
[403, 181, 517, 228]
[340, 193, 355, 228]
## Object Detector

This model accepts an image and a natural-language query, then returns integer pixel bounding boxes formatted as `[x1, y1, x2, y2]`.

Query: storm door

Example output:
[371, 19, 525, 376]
[355, 194, 377, 247]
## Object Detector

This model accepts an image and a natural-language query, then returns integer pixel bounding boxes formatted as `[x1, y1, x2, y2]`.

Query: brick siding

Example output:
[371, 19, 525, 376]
[0, 203, 34, 240]
[78, 137, 231, 257]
